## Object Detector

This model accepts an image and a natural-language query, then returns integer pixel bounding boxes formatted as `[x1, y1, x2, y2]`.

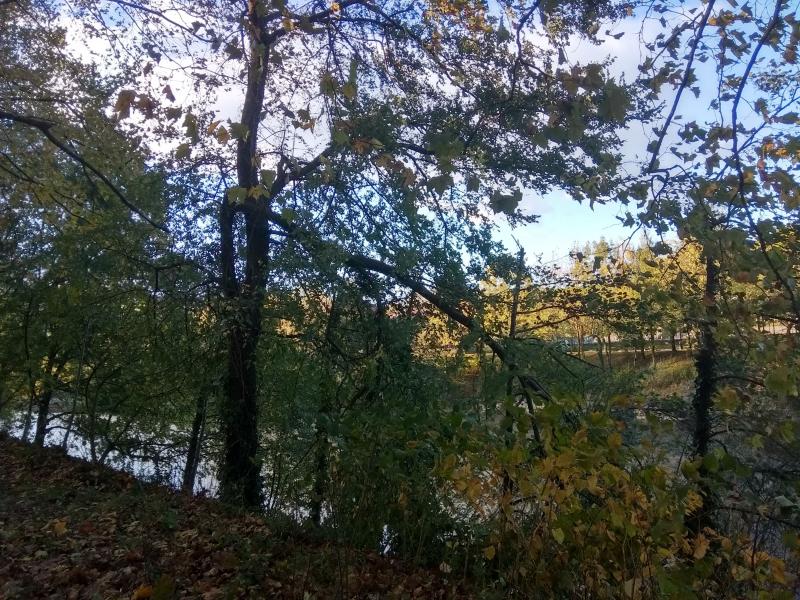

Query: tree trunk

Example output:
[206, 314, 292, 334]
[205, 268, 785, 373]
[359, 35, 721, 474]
[33, 355, 62, 447]
[688, 253, 719, 533]
[670, 330, 677, 353]
[33, 388, 52, 447]
[21, 298, 35, 442]
[502, 249, 525, 498]
[310, 417, 328, 526]
[182, 393, 208, 493]
[596, 335, 605, 369]
[219, 266, 264, 506]
[649, 330, 656, 368]
[218, 4, 272, 507]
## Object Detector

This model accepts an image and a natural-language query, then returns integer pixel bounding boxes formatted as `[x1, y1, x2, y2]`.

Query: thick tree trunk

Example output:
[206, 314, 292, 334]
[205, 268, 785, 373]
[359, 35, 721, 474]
[218, 4, 272, 507]
[182, 393, 208, 493]
[670, 330, 677, 353]
[688, 254, 719, 533]
[219, 210, 266, 506]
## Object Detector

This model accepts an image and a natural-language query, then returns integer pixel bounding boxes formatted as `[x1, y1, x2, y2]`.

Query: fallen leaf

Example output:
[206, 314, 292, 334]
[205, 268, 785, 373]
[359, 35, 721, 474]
[131, 584, 153, 599]
[53, 519, 68, 536]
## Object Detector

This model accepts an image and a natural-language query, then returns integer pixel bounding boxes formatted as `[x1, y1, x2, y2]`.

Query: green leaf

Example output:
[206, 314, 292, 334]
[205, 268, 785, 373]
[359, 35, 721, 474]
[426, 174, 453, 195]
[174, 143, 191, 160]
[714, 387, 739, 412]
[260, 169, 276, 187]
[332, 129, 350, 146]
[552, 528, 565, 544]
[227, 187, 247, 205]
[183, 113, 199, 142]
[681, 459, 699, 480]
[702, 453, 719, 473]
[341, 83, 357, 100]
[152, 574, 176, 600]
[489, 190, 522, 215]
[598, 81, 630, 123]
[229, 122, 249, 141]
[765, 366, 794, 397]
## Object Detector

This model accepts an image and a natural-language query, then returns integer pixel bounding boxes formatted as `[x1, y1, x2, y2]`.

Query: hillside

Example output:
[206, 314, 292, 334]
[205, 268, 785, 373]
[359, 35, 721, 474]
[0, 435, 467, 599]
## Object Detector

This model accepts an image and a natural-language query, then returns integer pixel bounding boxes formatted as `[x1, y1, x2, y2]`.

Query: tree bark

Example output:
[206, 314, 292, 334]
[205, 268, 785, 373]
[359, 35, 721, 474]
[502, 249, 525, 497]
[649, 330, 656, 368]
[309, 417, 328, 526]
[688, 253, 719, 533]
[182, 393, 208, 493]
[596, 335, 605, 369]
[33, 388, 52, 447]
[218, 5, 272, 507]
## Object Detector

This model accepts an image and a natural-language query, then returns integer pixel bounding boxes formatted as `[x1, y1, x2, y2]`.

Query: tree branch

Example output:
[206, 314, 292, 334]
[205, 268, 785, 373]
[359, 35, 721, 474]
[0, 110, 168, 232]
[265, 207, 553, 401]
[646, 0, 716, 173]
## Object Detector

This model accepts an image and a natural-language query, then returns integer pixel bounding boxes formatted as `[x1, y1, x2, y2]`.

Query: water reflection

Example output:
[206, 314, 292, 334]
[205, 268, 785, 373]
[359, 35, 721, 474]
[1, 413, 218, 496]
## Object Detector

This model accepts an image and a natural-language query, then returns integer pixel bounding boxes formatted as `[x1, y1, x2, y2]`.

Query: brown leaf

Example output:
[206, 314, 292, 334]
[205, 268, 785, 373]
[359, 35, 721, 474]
[131, 584, 153, 599]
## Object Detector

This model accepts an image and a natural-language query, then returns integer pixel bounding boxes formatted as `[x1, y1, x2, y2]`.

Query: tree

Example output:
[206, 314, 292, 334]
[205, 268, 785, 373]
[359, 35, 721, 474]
[33, 0, 639, 505]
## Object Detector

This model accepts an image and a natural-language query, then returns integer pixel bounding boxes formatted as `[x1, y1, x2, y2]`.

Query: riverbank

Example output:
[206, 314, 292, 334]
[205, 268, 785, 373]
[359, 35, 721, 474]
[0, 435, 467, 599]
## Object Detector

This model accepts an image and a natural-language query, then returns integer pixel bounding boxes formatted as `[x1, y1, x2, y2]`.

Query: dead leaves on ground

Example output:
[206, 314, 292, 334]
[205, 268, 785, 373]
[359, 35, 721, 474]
[0, 436, 466, 599]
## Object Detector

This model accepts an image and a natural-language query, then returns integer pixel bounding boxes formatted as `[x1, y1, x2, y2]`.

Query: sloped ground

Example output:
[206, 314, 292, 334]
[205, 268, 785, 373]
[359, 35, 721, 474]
[0, 434, 468, 599]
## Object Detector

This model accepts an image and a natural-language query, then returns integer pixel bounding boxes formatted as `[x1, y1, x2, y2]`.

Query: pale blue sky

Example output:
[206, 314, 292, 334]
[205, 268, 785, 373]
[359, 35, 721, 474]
[496, 191, 632, 264]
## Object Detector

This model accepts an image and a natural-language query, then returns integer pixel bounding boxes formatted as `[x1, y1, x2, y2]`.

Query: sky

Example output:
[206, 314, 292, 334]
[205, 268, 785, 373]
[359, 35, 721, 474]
[496, 191, 632, 264]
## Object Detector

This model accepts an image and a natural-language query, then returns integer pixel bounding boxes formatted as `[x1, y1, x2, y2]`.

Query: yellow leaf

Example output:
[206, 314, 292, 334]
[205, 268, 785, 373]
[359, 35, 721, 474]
[114, 89, 136, 120]
[684, 489, 704, 515]
[131, 584, 153, 599]
[483, 545, 496, 560]
[466, 479, 482, 500]
[770, 558, 787, 585]
[607, 432, 623, 450]
[586, 474, 603, 496]
[216, 126, 230, 144]
[52, 519, 68, 536]
[555, 450, 575, 468]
